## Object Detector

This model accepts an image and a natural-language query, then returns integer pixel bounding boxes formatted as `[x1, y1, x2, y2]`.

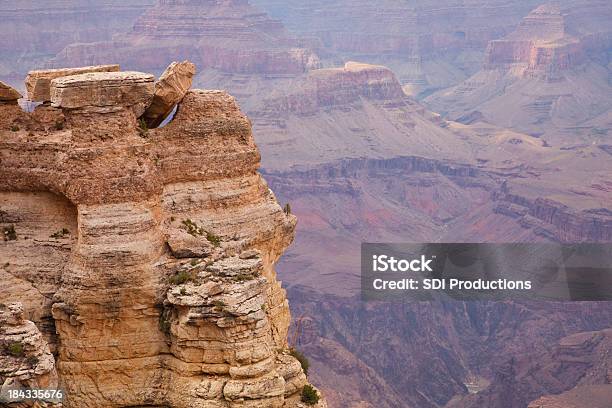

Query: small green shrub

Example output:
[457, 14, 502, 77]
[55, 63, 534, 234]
[290, 348, 310, 375]
[180, 288, 187, 295]
[301, 384, 319, 405]
[27, 355, 39, 366]
[182, 219, 204, 236]
[54, 119, 65, 130]
[190, 259, 199, 266]
[7, 342, 24, 357]
[206, 231, 221, 247]
[169, 270, 192, 285]
[211, 300, 226, 307]
[2, 225, 17, 241]
[10, 125, 19, 132]
[284, 203, 292, 215]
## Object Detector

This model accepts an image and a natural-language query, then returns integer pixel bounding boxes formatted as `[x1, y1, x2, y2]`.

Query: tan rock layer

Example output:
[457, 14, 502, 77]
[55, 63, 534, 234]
[25, 64, 120, 102]
[0, 66, 325, 408]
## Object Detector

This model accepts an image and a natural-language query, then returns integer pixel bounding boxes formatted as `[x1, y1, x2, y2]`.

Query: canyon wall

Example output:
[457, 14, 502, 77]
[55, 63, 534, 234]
[51, 0, 319, 77]
[0, 65, 325, 407]
[0, 0, 154, 79]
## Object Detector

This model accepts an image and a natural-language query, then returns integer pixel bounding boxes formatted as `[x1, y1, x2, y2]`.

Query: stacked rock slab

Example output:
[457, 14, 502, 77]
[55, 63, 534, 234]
[25, 64, 120, 102]
[0, 65, 325, 407]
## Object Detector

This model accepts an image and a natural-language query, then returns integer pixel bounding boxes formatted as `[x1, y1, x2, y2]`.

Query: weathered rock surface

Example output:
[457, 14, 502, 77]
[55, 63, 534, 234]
[0, 81, 22, 103]
[0, 302, 59, 407]
[143, 60, 196, 128]
[527, 384, 612, 408]
[25, 64, 120, 102]
[0, 65, 325, 407]
[50, 71, 155, 116]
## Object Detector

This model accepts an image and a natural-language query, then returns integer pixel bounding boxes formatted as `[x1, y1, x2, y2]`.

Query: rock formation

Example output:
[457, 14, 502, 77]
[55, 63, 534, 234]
[0, 81, 22, 104]
[0, 302, 59, 407]
[143, 60, 196, 128]
[25, 65, 121, 102]
[51, 0, 319, 77]
[0, 0, 154, 79]
[424, 1, 612, 141]
[251, 0, 545, 94]
[527, 385, 612, 408]
[447, 328, 612, 408]
[0, 62, 325, 407]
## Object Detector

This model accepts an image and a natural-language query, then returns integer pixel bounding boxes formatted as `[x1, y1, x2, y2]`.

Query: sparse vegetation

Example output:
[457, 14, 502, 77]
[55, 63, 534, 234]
[284, 203, 292, 215]
[211, 300, 226, 307]
[290, 348, 310, 375]
[206, 231, 221, 247]
[159, 316, 171, 335]
[10, 125, 19, 132]
[138, 118, 149, 136]
[26, 355, 39, 366]
[7, 342, 24, 357]
[54, 119, 65, 131]
[180, 288, 187, 295]
[301, 384, 319, 405]
[190, 259, 199, 266]
[50, 228, 70, 239]
[2, 225, 17, 241]
[182, 219, 205, 236]
[261, 304, 267, 312]
[234, 274, 253, 282]
[169, 270, 193, 285]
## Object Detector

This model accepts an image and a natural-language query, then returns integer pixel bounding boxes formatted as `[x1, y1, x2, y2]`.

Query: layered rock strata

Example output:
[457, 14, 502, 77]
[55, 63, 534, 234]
[0, 81, 22, 105]
[0, 64, 325, 407]
[51, 0, 319, 77]
[25, 65, 121, 102]
[0, 302, 59, 407]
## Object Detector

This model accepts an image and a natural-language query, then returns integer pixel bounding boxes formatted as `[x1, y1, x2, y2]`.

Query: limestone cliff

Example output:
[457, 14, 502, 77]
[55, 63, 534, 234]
[0, 64, 325, 407]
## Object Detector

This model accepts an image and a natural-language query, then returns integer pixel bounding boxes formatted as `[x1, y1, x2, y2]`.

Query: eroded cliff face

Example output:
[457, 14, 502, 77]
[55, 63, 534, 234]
[51, 0, 319, 77]
[0, 64, 325, 407]
[424, 1, 612, 141]
[0, 0, 154, 79]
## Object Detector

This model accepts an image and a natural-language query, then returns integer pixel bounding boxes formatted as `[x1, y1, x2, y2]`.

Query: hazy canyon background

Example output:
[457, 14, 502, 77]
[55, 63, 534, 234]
[1, 1, 611, 407]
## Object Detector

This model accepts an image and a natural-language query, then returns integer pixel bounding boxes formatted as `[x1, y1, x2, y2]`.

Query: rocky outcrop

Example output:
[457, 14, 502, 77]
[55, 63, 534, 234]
[0, 302, 59, 406]
[259, 62, 405, 116]
[483, 5, 587, 77]
[51, 71, 155, 116]
[143, 60, 196, 127]
[0, 81, 21, 104]
[25, 65, 120, 102]
[0, 64, 325, 407]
